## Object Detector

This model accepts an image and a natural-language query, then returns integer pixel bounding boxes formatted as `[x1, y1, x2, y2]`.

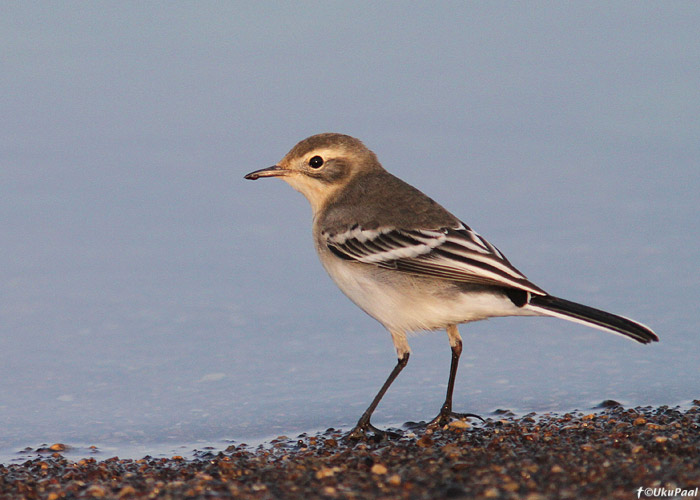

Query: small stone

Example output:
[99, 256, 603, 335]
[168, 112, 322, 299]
[503, 481, 519, 492]
[84, 485, 107, 497]
[388, 474, 401, 486]
[484, 486, 500, 497]
[597, 399, 621, 408]
[118, 486, 137, 498]
[551, 465, 564, 473]
[316, 467, 336, 479]
[449, 419, 470, 429]
[654, 436, 668, 443]
[633, 417, 647, 426]
[371, 463, 388, 475]
[441, 443, 462, 457]
[49, 443, 66, 451]
[416, 435, 434, 448]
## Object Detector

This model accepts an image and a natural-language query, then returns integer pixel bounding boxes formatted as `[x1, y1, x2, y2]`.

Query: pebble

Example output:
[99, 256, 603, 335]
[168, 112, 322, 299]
[448, 420, 470, 430]
[371, 463, 388, 475]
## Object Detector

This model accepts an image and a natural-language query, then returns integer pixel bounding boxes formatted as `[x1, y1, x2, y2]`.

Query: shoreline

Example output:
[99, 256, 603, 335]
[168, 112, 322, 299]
[1, 403, 698, 499]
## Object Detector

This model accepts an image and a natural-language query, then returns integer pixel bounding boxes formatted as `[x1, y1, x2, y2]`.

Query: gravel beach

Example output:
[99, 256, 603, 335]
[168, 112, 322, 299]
[2, 403, 698, 499]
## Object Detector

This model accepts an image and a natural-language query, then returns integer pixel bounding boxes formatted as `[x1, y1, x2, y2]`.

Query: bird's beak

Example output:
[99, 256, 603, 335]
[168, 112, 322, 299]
[244, 165, 287, 180]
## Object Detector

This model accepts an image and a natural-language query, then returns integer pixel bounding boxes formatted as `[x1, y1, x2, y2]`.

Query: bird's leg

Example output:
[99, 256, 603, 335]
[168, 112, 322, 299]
[429, 325, 483, 427]
[346, 352, 409, 441]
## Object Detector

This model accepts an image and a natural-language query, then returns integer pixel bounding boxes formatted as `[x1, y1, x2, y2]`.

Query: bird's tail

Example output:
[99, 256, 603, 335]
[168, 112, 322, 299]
[527, 294, 658, 344]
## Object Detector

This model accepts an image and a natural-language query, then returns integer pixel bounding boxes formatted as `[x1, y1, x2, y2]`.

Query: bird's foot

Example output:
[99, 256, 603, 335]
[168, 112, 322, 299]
[428, 409, 484, 429]
[345, 422, 402, 442]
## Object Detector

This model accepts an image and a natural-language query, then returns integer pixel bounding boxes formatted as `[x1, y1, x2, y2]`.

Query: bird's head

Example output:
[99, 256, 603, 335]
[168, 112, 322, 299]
[245, 133, 381, 212]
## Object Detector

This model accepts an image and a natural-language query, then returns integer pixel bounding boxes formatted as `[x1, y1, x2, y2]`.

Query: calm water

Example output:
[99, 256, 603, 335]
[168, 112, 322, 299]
[1, 3, 698, 463]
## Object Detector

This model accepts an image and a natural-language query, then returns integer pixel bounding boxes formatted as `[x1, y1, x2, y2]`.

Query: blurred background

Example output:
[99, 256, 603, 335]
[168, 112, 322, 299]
[1, 2, 698, 459]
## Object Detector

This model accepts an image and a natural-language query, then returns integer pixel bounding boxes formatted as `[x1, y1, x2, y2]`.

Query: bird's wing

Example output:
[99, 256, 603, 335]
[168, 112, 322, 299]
[322, 222, 546, 295]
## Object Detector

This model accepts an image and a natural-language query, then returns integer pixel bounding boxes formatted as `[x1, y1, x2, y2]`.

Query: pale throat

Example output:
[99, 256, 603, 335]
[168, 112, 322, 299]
[282, 174, 343, 215]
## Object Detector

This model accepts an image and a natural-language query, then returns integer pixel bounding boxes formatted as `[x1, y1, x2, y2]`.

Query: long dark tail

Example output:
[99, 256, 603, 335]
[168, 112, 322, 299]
[527, 294, 658, 344]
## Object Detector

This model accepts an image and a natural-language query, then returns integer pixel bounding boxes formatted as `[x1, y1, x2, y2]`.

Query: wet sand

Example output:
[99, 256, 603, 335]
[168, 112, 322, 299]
[1, 403, 698, 499]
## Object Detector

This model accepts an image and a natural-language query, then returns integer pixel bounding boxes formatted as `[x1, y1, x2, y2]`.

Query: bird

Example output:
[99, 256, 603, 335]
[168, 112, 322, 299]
[244, 133, 658, 439]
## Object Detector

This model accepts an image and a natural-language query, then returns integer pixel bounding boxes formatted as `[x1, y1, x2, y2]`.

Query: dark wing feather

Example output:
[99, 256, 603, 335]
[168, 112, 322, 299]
[322, 223, 546, 295]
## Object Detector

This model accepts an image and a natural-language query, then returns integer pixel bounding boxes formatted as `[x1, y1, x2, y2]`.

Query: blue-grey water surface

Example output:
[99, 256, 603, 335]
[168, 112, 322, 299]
[1, 3, 698, 463]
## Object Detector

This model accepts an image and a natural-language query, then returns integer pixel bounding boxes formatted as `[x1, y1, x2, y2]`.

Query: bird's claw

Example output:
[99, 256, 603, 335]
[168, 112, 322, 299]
[428, 410, 484, 428]
[345, 422, 402, 442]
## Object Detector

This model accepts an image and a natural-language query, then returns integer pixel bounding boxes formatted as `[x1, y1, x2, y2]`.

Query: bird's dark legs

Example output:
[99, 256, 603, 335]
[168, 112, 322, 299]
[347, 352, 409, 440]
[429, 325, 483, 427]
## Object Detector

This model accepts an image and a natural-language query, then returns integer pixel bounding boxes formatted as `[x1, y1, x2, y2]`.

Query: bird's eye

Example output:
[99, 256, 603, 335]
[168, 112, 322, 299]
[308, 156, 324, 168]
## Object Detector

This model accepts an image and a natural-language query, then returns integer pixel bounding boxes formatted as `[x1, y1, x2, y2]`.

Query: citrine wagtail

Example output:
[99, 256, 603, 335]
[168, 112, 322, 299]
[245, 133, 658, 439]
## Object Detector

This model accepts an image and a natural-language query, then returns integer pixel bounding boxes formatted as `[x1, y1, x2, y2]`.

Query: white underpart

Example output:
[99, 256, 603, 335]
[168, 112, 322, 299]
[318, 247, 540, 334]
